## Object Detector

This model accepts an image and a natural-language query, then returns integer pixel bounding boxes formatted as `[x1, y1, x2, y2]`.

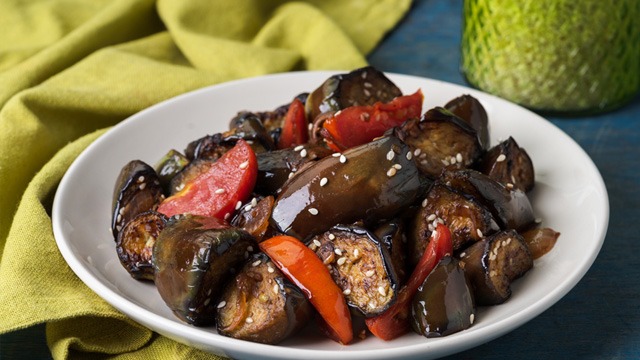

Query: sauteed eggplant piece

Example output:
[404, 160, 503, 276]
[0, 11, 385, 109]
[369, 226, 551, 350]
[409, 182, 499, 266]
[479, 137, 535, 193]
[445, 94, 490, 150]
[231, 195, 276, 242]
[271, 135, 427, 240]
[111, 160, 164, 240]
[441, 169, 535, 231]
[309, 225, 399, 317]
[459, 230, 533, 305]
[306, 66, 402, 122]
[168, 158, 214, 196]
[520, 226, 560, 259]
[411, 256, 475, 338]
[116, 211, 167, 281]
[153, 214, 256, 325]
[217, 253, 313, 344]
[185, 132, 235, 161]
[255, 144, 333, 195]
[395, 107, 483, 179]
[374, 219, 408, 285]
[154, 149, 190, 194]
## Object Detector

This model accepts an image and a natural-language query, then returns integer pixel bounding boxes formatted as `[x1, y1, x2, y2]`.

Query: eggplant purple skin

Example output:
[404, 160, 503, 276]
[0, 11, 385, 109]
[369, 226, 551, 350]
[152, 214, 256, 326]
[441, 169, 535, 231]
[411, 256, 475, 338]
[116, 210, 167, 281]
[111, 160, 164, 240]
[373, 219, 408, 285]
[445, 94, 490, 150]
[270, 135, 428, 240]
[479, 136, 535, 193]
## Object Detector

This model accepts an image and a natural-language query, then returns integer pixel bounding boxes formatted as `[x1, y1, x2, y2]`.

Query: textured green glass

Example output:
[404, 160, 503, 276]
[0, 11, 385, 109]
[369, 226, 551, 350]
[461, 0, 640, 115]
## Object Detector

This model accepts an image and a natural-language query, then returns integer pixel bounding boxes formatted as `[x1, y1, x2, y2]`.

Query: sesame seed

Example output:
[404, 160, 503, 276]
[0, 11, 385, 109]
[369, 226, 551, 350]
[378, 286, 386, 296]
[406, 151, 413, 160]
[450, 156, 457, 165]
[470, 313, 475, 324]
[215, 188, 225, 194]
[117, 214, 122, 223]
[442, 158, 451, 166]
[116, 225, 122, 232]
[300, 149, 308, 158]
[365, 270, 375, 277]
[506, 238, 512, 245]
[477, 229, 484, 238]
[247, 246, 254, 252]
[428, 223, 435, 232]
[456, 153, 463, 163]
[288, 172, 294, 179]
[506, 183, 514, 189]
[393, 164, 402, 170]
[244, 204, 253, 212]
[387, 167, 397, 177]
[313, 239, 322, 247]
[204, 298, 211, 306]
[422, 198, 428, 208]
[308, 208, 319, 215]
[224, 213, 230, 220]
[353, 248, 360, 258]
[294, 145, 304, 151]
[364, 81, 373, 88]
[239, 161, 249, 169]
[368, 301, 377, 309]
[320, 177, 328, 186]
[337, 257, 347, 265]
[267, 265, 275, 273]
[343, 288, 352, 295]
[460, 252, 467, 258]
[414, 148, 422, 156]
[328, 233, 336, 240]
[364, 89, 371, 97]
[138, 183, 146, 190]
[252, 260, 262, 267]
[251, 197, 258, 207]
[339, 155, 347, 163]
[496, 154, 506, 162]
[332, 152, 341, 157]
[386, 150, 395, 161]
[308, 123, 313, 131]
[207, 289, 212, 296]
[334, 248, 343, 256]
[217, 301, 227, 309]
[175, 183, 185, 191]
[273, 284, 279, 294]
[246, 317, 254, 324]
[137, 176, 144, 183]
[235, 201, 242, 210]
[427, 214, 437, 221]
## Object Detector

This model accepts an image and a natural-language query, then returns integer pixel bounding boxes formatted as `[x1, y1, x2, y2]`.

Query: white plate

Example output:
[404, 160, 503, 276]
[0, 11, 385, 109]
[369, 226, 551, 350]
[52, 71, 609, 359]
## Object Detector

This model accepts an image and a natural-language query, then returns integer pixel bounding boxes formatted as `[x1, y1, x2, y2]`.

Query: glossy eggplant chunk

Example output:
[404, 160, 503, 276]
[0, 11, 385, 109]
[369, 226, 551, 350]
[154, 149, 190, 194]
[226, 112, 276, 153]
[306, 66, 402, 121]
[395, 107, 483, 179]
[459, 230, 533, 305]
[440, 169, 535, 231]
[479, 137, 535, 192]
[231, 195, 276, 242]
[112, 160, 164, 240]
[408, 183, 499, 267]
[373, 219, 408, 285]
[271, 135, 427, 240]
[520, 226, 560, 259]
[411, 256, 475, 338]
[309, 225, 399, 317]
[255, 144, 334, 196]
[153, 214, 256, 325]
[116, 211, 167, 281]
[168, 158, 215, 195]
[445, 94, 490, 150]
[184, 132, 235, 161]
[217, 253, 313, 344]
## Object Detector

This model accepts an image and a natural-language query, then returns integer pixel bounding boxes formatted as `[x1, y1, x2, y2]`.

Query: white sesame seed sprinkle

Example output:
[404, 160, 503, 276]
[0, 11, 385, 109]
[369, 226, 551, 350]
[215, 188, 225, 194]
[496, 154, 506, 162]
[308, 208, 319, 215]
[294, 145, 304, 151]
[251, 197, 258, 207]
[422, 198, 428, 208]
[378, 286, 386, 296]
[427, 214, 437, 221]
[337, 257, 347, 265]
[406, 151, 413, 160]
[224, 213, 230, 220]
[328, 233, 336, 240]
[217, 301, 227, 309]
[138, 176, 144, 183]
[332, 152, 341, 157]
[247, 246, 254, 252]
[235, 201, 242, 210]
[442, 158, 451, 166]
[334, 248, 343, 256]
[353, 248, 360, 258]
[288, 172, 294, 179]
[387, 167, 397, 177]
[477, 229, 484, 238]
[386, 150, 395, 161]
[393, 163, 402, 170]
[252, 259, 262, 267]
[414, 148, 422, 156]
[239, 161, 249, 169]
[267, 265, 275, 273]
[457, 153, 463, 163]
[450, 156, 457, 165]
[273, 284, 279, 294]
[339, 155, 347, 163]
[313, 239, 322, 247]
[300, 149, 308, 158]
[343, 288, 351, 295]
[365, 270, 375, 277]
[320, 177, 328, 186]
[470, 313, 475, 324]
[138, 183, 146, 190]
[204, 298, 211, 306]
[246, 317, 254, 324]
[175, 183, 185, 191]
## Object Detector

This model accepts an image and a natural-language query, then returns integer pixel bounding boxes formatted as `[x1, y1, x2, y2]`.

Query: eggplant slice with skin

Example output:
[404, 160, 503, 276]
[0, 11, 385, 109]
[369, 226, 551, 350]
[411, 256, 476, 338]
[373, 219, 408, 285]
[153, 214, 256, 326]
[111, 160, 164, 240]
[479, 136, 535, 193]
[395, 107, 483, 179]
[217, 253, 314, 344]
[154, 149, 190, 194]
[231, 195, 277, 242]
[116, 210, 167, 281]
[444, 94, 490, 150]
[459, 229, 533, 305]
[309, 225, 399, 317]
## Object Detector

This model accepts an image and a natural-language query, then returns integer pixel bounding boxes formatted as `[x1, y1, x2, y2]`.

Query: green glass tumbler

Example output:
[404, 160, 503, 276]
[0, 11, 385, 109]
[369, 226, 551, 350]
[461, 0, 640, 115]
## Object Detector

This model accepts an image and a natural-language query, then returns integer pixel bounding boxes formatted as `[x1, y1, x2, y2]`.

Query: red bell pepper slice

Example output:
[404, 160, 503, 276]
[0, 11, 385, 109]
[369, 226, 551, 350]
[365, 223, 452, 341]
[157, 139, 257, 220]
[259, 235, 353, 345]
[321, 89, 423, 151]
[278, 98, 309, 149]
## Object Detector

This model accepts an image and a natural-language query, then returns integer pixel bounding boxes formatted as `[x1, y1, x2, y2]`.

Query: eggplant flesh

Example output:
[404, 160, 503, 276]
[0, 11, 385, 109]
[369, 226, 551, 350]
[395, 107, 482, 179]
[217, 253, 313, 344]
[152, 214, 256, 325]
[411, 256, 475, 338]
[112, 160, 164, 240]
[440, 169, 535, 231]
[270, 135, 427, 240]
[231, 195, 276, 242]
[116, 210, 167, 281]
[479, 136, 535, 193]
[445, 94, 490, 150]
[306, 66, 402, 121]
[309, 225, 399, 317]
[459, 230, 533, 305]
[408, 183, 499, 267]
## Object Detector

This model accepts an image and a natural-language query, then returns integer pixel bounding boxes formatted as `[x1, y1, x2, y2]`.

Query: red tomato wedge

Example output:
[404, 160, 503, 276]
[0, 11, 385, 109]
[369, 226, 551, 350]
[259, 235, 353, 345]
[321, 89, 423, 151]
[157, 140, 257, 220]
[366, 223, 452, 341]
[278, 98, 308, 149]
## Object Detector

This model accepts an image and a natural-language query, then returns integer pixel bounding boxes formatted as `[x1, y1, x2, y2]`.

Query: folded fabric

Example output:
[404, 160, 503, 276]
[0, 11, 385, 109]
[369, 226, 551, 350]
[0, 0, 412, 359]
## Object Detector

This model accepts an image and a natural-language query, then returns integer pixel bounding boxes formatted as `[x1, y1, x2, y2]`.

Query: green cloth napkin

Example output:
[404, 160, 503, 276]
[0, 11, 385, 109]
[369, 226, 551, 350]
[0, 0, 412, 358]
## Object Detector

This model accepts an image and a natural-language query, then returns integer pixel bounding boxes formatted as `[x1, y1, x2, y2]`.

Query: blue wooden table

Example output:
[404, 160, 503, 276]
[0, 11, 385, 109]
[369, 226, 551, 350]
[2, 1, 639, 358]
